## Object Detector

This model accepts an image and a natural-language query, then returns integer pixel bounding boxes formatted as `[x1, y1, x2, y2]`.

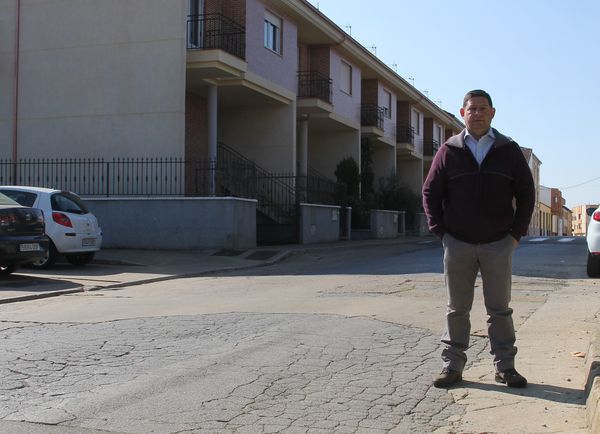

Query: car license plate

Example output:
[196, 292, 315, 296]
[20, 243, 41, 252]
[82, 238, 96, 247]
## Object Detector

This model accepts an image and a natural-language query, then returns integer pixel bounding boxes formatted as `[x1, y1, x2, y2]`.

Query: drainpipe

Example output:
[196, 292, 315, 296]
[12, 0, 21, 178]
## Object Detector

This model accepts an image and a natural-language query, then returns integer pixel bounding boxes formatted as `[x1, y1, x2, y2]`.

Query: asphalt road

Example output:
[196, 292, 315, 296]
[0, 237, 595, 433]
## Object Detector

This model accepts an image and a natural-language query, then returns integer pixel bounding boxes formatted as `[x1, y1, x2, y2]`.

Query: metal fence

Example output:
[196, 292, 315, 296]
[297, 71, 333, 104]
[361, 104, 384, 130]
[187, 13, 246, 60]
[0, 156, 346, 206]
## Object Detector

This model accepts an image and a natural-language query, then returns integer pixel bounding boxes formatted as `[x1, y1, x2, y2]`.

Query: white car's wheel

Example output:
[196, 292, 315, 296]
[587, 251, 600, 278]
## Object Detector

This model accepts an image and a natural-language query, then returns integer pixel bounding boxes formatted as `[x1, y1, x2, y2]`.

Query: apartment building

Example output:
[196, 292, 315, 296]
[572, 204, 599, 236]
[2, 0, 462, 180]
[2, 0, 464, 245]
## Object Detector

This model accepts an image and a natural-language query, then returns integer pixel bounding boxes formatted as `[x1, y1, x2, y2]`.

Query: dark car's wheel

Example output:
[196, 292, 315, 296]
[65, 252, 95, 266]
[0, 264, 16, 275]
[587, 251, 600, 278]
[29, 242, 58, 269]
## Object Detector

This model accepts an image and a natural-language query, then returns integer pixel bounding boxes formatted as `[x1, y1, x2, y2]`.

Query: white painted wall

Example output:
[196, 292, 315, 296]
[330, 49, 361, 124]
[0, 0, 18, 159]
[539, 185, 551, 207]
[372, 146, 396, 183]
[308, 130, 360, 179]
[218, 103, 296, 173]
[2, 0, 187, 159]
[246, 0, 298, 93]
[397, 159, 423, 195]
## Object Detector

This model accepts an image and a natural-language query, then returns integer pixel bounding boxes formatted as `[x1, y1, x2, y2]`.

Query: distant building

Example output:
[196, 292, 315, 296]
[562, 206, 573, 236]
[572, 204, 599, 236]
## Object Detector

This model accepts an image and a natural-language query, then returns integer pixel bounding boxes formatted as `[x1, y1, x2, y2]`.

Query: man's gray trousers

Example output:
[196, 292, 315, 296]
[441, 233, 518, 373]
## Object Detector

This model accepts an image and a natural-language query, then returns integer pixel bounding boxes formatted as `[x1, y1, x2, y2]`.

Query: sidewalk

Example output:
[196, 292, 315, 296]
[0, 236, 432, 304]
[0, 235, 598, 433]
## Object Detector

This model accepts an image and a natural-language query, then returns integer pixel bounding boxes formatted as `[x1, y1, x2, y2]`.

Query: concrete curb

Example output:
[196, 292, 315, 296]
[586, 335, 600, 433]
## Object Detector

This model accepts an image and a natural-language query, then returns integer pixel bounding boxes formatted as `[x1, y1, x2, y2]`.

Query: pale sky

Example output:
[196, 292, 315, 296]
[309, 0, 600, 207]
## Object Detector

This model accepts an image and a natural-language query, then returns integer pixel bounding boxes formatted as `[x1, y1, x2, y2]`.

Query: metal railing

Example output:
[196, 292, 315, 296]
[361, 104, 384, 130]
[423, 139, 440, 156]
[187, 13, 246, 60]
[396, 121, 415, 144]
[0, 149, 345, 224]
[297, 71, 333, 104]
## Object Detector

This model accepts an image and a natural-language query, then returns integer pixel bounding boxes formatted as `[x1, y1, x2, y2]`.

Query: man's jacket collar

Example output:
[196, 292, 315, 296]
[446, 128, 513, 149]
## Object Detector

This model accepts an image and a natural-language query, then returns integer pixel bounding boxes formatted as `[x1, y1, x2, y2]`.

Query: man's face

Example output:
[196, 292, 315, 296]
[460, 96, 496, 139]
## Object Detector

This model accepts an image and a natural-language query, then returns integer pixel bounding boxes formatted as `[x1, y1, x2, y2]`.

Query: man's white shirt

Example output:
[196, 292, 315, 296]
[465, 129, 495, 165]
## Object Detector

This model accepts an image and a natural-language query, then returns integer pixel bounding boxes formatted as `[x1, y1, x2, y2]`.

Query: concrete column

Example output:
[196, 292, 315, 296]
[208, 85, 218, 196]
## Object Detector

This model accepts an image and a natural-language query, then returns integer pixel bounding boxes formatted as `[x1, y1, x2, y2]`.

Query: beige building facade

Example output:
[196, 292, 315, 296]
[2, 0, 463, 194]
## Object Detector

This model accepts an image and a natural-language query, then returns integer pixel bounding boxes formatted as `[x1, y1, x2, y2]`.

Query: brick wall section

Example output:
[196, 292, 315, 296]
[185, 92, 208, 161]
[185, 92, 208, 195]
[298, 43, 310, 71]
[445, 128, 455, 141]
[396, 101, 410, 124]
[205, 0, 246, 26]
[309, 45, 330, 76]
[361, 79, 378, 106]
[423, 118, 433, 143]
[551, 188, 564, 215]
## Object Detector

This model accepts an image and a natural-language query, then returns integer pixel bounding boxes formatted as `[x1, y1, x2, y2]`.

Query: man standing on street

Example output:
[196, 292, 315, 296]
[422, 89, 535, 388]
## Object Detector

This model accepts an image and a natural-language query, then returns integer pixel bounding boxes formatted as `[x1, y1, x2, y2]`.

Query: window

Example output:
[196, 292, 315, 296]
[412, 109, 421, 135]
[264, 11, 282, 54]
[188, 0, 203, 48]
[382, 89, 392, 118]
[340, 61, 352, 95]
[435, 125, 442, 142]
[51, 193, 88, 215]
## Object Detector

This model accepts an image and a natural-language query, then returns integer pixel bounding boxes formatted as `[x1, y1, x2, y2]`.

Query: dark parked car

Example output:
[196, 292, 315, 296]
[0, 192, 49, 275]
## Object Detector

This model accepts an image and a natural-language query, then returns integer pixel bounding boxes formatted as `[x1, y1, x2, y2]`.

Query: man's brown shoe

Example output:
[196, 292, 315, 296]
[433, 368, 462, 388]
[495, 368, 527, 388]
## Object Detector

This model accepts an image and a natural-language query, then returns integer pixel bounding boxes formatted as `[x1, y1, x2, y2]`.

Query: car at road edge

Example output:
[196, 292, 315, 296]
[0, 192, 49, 275]
[0, 186, 102, 268]
[586, 205, 600, 277]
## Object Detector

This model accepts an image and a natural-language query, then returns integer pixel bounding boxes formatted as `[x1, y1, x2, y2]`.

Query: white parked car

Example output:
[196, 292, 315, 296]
[0, 186, 102, 268]
[587, 205, 600, 277]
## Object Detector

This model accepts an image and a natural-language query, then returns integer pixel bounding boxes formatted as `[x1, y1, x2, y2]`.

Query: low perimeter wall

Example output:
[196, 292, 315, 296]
[370, 209, 399, 239]
[299, 203, 341, 244]
[85, 197, 257, 250]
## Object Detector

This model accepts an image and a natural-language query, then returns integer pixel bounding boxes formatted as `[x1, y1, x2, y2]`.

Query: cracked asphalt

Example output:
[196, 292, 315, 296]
[0, 313, 485, 433]
[0, 238, 596, 433]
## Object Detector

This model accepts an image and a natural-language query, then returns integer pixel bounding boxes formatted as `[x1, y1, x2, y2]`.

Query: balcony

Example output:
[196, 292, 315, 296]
[361, 105, 384, 130]
[423, 139, 440, 157]
[187, 13, 246, 60]
[298, 71, 332, 104]
[396, 122, 415, 145]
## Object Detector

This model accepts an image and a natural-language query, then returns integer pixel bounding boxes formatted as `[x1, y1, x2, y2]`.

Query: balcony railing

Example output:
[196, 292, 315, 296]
[361, 104, 384, 130]
[187, 13, 246, 60]
[423, 139, 440, 156]
[297, 71, 333, 104]
[396, 122, 415, 144]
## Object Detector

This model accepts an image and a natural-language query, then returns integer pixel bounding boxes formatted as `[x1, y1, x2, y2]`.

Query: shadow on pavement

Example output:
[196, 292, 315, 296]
[0, 274, 81, 293]
[461, 381, 586, 405]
